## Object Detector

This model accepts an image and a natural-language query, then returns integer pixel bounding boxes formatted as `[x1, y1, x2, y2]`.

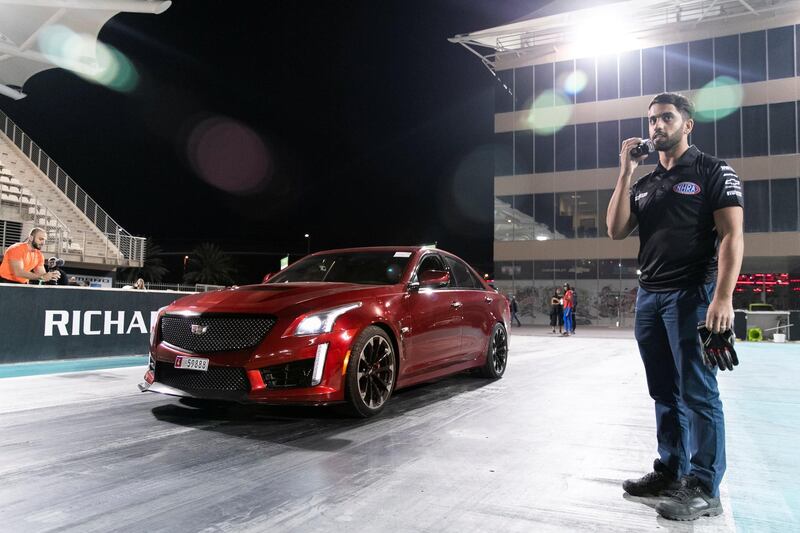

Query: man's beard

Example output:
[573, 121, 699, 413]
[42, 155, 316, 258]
[31, 241, 41, 250]
[653, 129, 682, 152]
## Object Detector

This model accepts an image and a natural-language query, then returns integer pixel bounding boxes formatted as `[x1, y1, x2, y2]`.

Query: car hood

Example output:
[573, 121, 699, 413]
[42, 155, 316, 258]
[166, 282, 385, 315]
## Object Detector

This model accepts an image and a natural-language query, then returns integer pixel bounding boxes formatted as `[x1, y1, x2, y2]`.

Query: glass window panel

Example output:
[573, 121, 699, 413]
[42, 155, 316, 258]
[642, 46, 665, 95]
[714, 35, 740, 81]
[744, 180, 770, 232]
[494, 261, 515, 280]
[575, 57, 596, 103]
[665, 42, 689, 91]
[554, 259, 576, 284]
[598, 189, 613, 238]
[621, 258, 639, 279]
[716, 110, 741, 159]
[797, 25, 800, 79]
[576, 123, 597, 169]
[535, 133, 555, 173]
[515, 260, 534, 283]
[597, 54, 618, 101]
[768, 26, 795, 80]
[769, 101, 796, 155]
[576, 259, 598, 280]
[535, 63, 554, 104]
[555, 124, 576, 171]
[689, 39, 714, 89]
[534, 192, 555, 240]
[513, 194, 534, 240]
[598, 258, 622, 279]
[514, 66, 533, 112]
[555, 192, 575, 239]
[691, 119, 716, 156]
[741, 31, 767, 83]
[620, 118, 642, 143]
[534, 260, 554, 282]
[494, 132, 513, 176]
[742, 105, 768, 157]
[575, 190, 598, 238]
[771, 178, 798, 232]
[619, 49, 641, 98]
[514, 130, 534, 174]
[494, 195, 515, 241]
[555, 60, 576, 104]
[597, 121, 620, 168]
[495, 69, 513, 113]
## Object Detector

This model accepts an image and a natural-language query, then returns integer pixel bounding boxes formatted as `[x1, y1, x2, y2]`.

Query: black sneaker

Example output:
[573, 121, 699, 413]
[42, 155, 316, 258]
[623, 460, 680, 497]
[655, 475, 722, 521]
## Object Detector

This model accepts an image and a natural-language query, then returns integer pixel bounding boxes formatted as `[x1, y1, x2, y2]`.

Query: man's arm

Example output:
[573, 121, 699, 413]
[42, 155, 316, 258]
[9, 259, 59, 282]
[607, 138, 645, 239]
[706, 206, 744, 333]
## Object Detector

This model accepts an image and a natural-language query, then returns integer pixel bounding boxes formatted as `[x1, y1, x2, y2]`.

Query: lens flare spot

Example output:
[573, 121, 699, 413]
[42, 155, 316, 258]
[563, 70, 587, 95]
[694, 76, 742, 122]
[525, 90, 573, 134]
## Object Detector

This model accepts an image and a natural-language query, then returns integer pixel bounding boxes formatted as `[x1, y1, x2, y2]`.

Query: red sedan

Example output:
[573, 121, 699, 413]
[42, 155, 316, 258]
[139, 246, 509, 417]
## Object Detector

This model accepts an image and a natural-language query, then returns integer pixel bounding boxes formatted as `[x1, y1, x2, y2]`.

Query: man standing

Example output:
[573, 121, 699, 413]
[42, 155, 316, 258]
[509, 295, 522, 327]
[562, 283, 574, 335]
[607, 93, 744, 521]
[0, 228, 61, 284]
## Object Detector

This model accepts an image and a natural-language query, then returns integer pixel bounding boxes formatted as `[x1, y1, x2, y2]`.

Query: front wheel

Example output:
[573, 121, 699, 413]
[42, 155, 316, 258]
[479, 323, 508, 379]
[344, 326, 397, 418]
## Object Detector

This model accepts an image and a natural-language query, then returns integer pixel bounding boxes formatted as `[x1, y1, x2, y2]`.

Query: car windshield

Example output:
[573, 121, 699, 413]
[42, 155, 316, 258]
[267, 251, 412, 285]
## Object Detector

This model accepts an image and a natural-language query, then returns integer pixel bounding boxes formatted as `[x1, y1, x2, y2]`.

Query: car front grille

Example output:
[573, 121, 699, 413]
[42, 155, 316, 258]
[260, 359, 315, 389]
[155, 361, 250, 392]
[160, 315, 277, 353]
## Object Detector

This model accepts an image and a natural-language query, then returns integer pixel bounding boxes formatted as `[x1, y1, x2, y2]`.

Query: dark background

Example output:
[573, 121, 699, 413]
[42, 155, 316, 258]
[2, 0, 542, 283]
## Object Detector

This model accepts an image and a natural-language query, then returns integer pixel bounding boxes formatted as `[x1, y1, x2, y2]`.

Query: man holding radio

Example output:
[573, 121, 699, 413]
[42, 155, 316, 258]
[606, 93, 744, 521]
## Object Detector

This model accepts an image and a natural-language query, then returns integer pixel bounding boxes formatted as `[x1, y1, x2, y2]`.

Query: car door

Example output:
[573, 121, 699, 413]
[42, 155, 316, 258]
[402, 253, 463, 375]
[444, 254, 490, 360]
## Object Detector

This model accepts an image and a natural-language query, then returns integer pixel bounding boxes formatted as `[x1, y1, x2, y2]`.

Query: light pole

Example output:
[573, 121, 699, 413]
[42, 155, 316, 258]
[304, 233, 310, 255]
[183, 255, 189, 277]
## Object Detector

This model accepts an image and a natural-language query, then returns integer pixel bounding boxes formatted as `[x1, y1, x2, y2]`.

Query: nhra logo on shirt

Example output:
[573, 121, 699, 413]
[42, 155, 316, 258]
[672, 182, 701, 195]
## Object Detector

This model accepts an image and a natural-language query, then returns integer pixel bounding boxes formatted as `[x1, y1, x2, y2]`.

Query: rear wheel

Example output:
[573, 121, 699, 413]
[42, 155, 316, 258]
[344, 326, 397, 418]
[479, 323, 508, 379]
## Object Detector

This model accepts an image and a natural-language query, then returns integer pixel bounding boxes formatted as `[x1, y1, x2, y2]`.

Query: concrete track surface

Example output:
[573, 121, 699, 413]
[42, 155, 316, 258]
[0, 334, 797, 532]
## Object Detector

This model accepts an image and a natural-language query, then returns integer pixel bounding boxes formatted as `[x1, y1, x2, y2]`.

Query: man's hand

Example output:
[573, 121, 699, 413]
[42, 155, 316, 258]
[619, 137, 649, 175]
[698, 322, 739, 371]
[705, 296, 734, 334]
[42, 271, 60, 282]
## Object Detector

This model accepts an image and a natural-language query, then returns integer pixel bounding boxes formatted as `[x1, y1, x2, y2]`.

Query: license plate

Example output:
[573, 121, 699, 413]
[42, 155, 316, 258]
[174, 355, 209, 371]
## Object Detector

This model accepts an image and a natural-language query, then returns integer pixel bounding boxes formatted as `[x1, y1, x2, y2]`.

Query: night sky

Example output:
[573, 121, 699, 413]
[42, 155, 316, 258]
[2, 0, 543, 283]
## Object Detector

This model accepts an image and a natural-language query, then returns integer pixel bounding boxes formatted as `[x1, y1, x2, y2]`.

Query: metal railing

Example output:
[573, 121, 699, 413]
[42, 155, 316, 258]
[0, 109, 145, 263]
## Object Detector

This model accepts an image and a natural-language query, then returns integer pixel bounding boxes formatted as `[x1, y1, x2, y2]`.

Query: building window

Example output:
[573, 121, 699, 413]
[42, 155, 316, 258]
[555, 192, 575, 239]
[575, 57, 596, 103]
[514, 130, 534, 174]
[576, 123, 597, 169]
[771, 178, 798, 232]
[714, 34, 740, 81]
[554, 259, 576, 283]
[665, 42, 689, 91]
[744, 180, 770, 232]
[598, 189, 613, 238]
[691, 119, 716, 156]
[495, 69, 513, 113]
[514, 66, 533, 111]
[555, 60, 575, 104]
[494, 195, 515, 241]
[494, 261, 515, 280]
[514, 194, 534, 240]
[716, 110, 742, 159]
[741, 30, 767, 83]
[619, 49, 641, 98]
[555, 125, 576, 171]
[494, 132, 513, 176]
[535, 133, 555, 173]
[742, 105, 768, 157]
[689, 39, 714, 89]
[535, 63, 554, 104]
[575, 190, 598, 238]
[619, 118, 642, 144]
[767, 26, 795, 80]
[534, 192, 555, 239]
[534, 260, 554, 282]
[597, 121, 620, 168]
[769, 102, 797, 155]
[576, 259, 598, 280]
[642, 46, 665, 95]
[597, 54, 618, 101]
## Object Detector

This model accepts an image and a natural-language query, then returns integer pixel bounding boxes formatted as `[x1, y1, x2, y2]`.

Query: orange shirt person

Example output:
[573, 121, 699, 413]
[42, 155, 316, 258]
[0, 228, 61, 284]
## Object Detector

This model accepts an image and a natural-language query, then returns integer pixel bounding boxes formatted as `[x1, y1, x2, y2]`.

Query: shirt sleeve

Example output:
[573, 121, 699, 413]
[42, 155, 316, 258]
[706, 159, 744, 210]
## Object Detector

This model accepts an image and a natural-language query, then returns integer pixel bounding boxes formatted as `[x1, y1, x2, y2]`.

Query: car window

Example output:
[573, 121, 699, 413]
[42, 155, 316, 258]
[414, 254, 448, 285]
[444, 256, 481, 289]
[267, 252, 411, 285]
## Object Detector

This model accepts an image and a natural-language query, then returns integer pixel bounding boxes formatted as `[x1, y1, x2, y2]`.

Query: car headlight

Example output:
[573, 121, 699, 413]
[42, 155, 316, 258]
[294, 303, 362, 336]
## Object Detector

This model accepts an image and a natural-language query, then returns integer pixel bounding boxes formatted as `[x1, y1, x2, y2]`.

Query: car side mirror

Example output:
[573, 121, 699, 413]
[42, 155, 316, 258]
[419, 270, 450, 288]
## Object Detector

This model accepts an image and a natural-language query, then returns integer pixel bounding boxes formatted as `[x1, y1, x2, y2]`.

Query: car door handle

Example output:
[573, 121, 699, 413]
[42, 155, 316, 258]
[484, 297, 493, 303]
[451, 301, 463, 309]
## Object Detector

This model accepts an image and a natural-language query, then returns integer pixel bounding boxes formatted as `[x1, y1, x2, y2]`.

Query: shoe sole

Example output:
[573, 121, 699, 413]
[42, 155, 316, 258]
[656, 506, 723, 521]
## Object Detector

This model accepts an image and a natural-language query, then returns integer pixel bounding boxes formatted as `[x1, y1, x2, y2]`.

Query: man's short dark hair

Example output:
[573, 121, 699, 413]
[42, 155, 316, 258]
[649, 92, 694, 120]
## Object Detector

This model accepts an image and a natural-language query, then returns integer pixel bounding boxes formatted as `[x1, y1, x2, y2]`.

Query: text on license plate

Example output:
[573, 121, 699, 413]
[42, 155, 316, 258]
[174, 356, 209, 371]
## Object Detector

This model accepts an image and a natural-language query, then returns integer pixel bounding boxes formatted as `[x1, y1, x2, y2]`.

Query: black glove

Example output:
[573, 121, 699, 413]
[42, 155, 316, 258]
[697, 322, 739, 371]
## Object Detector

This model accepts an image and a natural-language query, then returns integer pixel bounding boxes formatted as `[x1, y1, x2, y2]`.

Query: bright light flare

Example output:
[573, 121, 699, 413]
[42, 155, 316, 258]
[570, 16, 639, 57]
[563, 70, 587, 95]
[525, 90, 573, 134]
[694, 76, 743, 122]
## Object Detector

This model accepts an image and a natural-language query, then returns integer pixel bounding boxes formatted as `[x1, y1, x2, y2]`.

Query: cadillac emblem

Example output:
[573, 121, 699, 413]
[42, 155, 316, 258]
[190, 324, 209, 335]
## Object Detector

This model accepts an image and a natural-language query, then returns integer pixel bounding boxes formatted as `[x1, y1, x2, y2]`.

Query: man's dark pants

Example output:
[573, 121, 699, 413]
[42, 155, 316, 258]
[634, 282, 725, 497]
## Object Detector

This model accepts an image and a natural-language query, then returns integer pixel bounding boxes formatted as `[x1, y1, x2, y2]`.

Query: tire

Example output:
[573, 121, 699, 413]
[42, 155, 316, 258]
[344, 326, 397, 418]
[479, 323, 508, 379]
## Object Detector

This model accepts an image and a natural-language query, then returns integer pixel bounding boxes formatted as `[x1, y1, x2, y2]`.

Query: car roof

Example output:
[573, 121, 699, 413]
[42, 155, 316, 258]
[311, 246, 430, 255]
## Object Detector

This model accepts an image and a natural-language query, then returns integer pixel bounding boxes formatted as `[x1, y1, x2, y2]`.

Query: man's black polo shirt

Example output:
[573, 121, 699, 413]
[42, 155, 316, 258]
[629, 145, 744, 292]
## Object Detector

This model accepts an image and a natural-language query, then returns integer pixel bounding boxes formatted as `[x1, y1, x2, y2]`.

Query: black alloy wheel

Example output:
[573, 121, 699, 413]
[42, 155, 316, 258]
[345, 326, 396, 417]
[479, 323, 508, 379]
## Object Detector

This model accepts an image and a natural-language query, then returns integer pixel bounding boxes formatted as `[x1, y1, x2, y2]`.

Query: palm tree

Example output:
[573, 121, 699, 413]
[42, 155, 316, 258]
[117, 241, 169, 282]
[183, 242, 236, 285]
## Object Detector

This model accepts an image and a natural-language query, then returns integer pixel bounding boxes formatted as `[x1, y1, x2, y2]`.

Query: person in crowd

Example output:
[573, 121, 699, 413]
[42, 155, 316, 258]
[571, 287, 578, 334]
[0, 228, 60, 284]
[562, 283, 574, 335]
[45, 257, 69, 286]
[133, 278, 146, 290]
[509, 294, 521, 327]
[67, 276, 81, 286]
[607, 92, 744, 521]
[549, 289, 563, 334]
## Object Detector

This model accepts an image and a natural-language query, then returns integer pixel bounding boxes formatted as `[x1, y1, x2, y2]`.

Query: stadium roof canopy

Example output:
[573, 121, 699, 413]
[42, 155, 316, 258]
[449, 0, 800, 74]
[0, 0, 171, 100]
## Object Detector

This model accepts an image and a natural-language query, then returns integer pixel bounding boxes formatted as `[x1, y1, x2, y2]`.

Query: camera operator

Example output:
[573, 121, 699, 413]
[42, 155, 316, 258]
[606, 93, 744, 521]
